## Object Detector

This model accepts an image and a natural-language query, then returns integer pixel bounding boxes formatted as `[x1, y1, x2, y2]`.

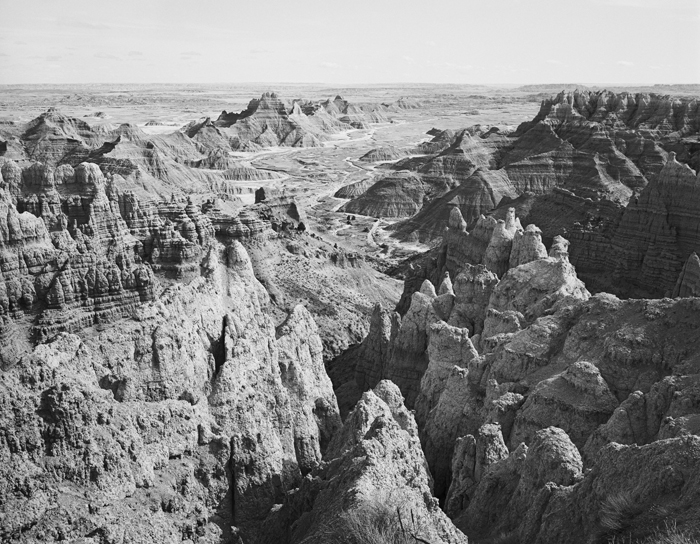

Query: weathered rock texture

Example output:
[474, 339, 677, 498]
[386, 92, 700, 304]
[340, 172, 426, 218]
[0, 241, 342, 543]
[259, 380, 467, 544]
[207, 92, 395, 151]
[341, 195, 700, 540]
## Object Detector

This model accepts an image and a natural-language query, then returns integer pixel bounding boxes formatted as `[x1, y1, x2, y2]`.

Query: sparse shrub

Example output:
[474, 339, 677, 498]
[643, 521, 699, 544]
[601, 491, 642, 532]
[606, 518, 700, 544]
[319, 493, 432, 544]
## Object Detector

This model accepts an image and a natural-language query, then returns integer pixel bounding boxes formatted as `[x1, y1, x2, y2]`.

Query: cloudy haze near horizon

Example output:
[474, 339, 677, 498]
[0, 0, 698, 85]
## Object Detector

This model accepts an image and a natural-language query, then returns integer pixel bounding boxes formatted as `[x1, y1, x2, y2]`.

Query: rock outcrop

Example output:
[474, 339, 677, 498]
[0, 241, 343, 543]
[340, 172, 425, 218]
[607, 154, 700, 297]
[260, 381, 467, 544]
[209, 92, 395, 151]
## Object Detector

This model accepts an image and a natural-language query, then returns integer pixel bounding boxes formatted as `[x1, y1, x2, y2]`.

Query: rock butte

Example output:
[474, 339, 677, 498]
[0, 86, 699, 544]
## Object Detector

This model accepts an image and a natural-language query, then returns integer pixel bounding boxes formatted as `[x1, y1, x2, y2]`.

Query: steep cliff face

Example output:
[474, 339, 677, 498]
[390, 168, 517, 243]
[607, 154, 700, 297]
[396, 207, 553, 315]
[259, 381, 467, 544]
[0, 241, 342, 544]
[385, 92, 700, 307]
[338, 192, 700, 541]
[525, 90, 700, 137]
[0, 158, 229, 364]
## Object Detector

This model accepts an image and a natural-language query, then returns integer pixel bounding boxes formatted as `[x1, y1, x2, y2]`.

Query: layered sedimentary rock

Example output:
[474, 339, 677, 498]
[0, 241, 342, 543]
[210, 92, 395, 151]
[391, 168, 517, 242]
[21, 108, 103, 166]
[333, 177, 373, 198]
[396, 207, 552, 315]
[0, 162, 163, 359]
[340, 172, 425, 218]
[0, 157, 237, 363]
[359, 146, 409, 162]
[607, 154, 700, 297]
[342, 191, 700, 541]
[386, 92, 700, 307]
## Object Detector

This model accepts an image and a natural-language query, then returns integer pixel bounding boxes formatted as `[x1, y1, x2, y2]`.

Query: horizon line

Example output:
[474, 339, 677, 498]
[1, 82, 699, 88]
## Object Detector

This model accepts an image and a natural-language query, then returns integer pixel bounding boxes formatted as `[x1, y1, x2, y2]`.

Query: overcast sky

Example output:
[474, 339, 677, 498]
[0, 0, 698, 85]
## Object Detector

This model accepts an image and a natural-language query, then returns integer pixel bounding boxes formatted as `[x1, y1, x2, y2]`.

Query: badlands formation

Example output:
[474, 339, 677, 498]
[0, 84, 700, 544]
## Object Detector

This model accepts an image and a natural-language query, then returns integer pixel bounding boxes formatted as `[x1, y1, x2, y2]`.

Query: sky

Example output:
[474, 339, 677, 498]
[0, 0, 698, 85]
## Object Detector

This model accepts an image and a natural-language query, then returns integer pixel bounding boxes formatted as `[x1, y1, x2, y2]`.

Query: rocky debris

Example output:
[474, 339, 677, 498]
[260, 381, 467, 544]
